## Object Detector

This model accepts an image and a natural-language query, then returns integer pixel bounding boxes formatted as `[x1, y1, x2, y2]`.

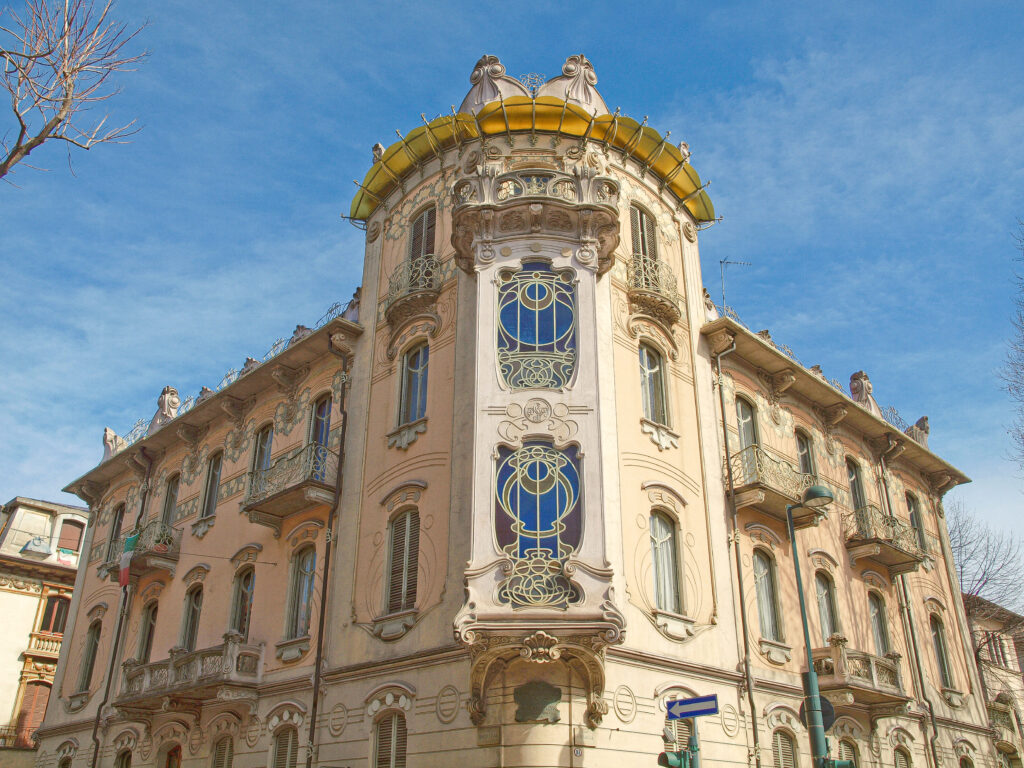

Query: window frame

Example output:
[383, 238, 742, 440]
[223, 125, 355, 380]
[56, 519, 84, 552]
[200, 452, 223, 520]
[374, 711, 408, 768]
[930, 613, 954, 688]
[846, 459, 867, 510]
[39, 594, 70, 635]
[180, 585, 203, 652]
[211, 735, 234, 768]
[814, 570, 840, 643]
[753, 548, 783, 642]
[138, 600, 158, 662]
[253, 424, 275, 474]
[385, 509, 420, 616]
[736, 397, 758, 450]
[271, 725, 299, 768]
[639, 343, 669, 426]
[795, 430, 815, 475]
[839, 739, 859, 767]
[869, 591, 891, 656]
[894, 746, 912, 768]
[398, 343, 429, 426]
[161, 474, 180, 526]
[649, 510, 683, 615]
[408, 206, 437, 263]
[106, 503, 126, 562]
[310, 393, 332, 447]
[771, 728, 798, 768]
[906, 493, 927, 552]
[287, 546, 317, 640]
[78, 619, 102, 692]
[230, 566, 255, 642]
[629, 203, 659, 261]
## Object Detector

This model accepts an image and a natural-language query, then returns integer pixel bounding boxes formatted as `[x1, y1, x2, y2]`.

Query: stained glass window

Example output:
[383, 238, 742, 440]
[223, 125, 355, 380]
[495, 442, 582, 608]
[497, 262, 576, 390]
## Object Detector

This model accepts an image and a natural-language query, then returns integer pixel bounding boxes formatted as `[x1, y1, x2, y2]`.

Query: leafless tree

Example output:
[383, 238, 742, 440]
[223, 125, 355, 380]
[1007, 221, 1024, 469]
[0, 0, 144, 182]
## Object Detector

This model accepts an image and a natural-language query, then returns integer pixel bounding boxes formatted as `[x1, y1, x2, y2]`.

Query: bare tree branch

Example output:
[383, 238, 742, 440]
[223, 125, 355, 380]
[1005, 220, 1024, 468]
[0, 0, 145, 182]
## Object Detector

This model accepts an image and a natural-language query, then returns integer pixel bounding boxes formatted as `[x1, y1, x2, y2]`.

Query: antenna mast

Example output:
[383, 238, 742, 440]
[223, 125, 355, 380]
[720, 258, 752, 310]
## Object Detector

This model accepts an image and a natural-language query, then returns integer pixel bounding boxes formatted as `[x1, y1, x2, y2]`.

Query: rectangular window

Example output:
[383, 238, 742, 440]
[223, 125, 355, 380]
[202, 453, 223, 519]
[56, 520, 84, 552]
[399, 345, 429, 424]
[161, 475, 179, 526]
[387, 511, 419, 614]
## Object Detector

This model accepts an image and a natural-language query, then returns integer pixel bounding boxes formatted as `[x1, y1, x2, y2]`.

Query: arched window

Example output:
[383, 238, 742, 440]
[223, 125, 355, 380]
[630, 204, 658, 261]
[753, 550, 782, 642]
[736, 397, 758, 449]
[639, 344, 668, 425]
[163, 744, 182, 768]
[180, 586, 203, 652]
[814, 571, 839, 643]
[906, 494, 927, 552]
[272, 726, 299, 768]
[375, 712, 408, 768]
[231, 567, 255, 641]
[894, 746, 911, 768]
[288, 547, 316, 639]
[59, 758, 73, 768]
[78, 620, 102, 691]
[869, 592, 891, 655]
[138, 601, 158, 662]
[254, 424, 274, 473]
[409, 207, 436, 262]
[399, 344, 429, 425]
[649, 511, 681, 614]
[56, 519, 84, 552]
[772, 729, 798, 768]
[310, 395, 332, 482]
[839, 740, 859, 767]
[960, 758, 974, 768]
[161, 474, 180, 526]
[201, 452, 223, 520]
[846, 459, 867, 510]
[40, 595, 70, 634]
[106, 504, 126, 561]
[212, 736, 234, 768]
[930, 614, 954, 688]
[14, 680, 49, 746]
[114, 750, 132, 768]
[796, 431, 814, 475]
[386, 510, 419, 615]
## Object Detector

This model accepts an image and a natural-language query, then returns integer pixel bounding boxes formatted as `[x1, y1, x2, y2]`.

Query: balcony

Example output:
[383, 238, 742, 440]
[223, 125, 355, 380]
[26, 631, 62, 658]
[0, 724, 36, 749]
[241, 442, 337, 534]
[626, 255, 682, 327]
[842, 504, 924, 575]
[813, 640, 909, 708]
[104, 520, 182, 582]
[115, 637, 262, 716]
[384, 255, 441, 328]
[726, 444, 822, 528]
[989, 702, 1020, 744]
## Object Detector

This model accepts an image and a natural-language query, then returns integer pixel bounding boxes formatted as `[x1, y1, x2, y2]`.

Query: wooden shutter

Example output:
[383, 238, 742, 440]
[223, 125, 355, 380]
[671, 717, 692, 749]
[644, 208, 658, 260]
[773, 730, 796, 768]
[423, 208, 436, 257]
[213, 737, 233, 768]
[839, 740, 857, 766]
[894, 748, 910, 768]
[387, 515, 408, 614]
[274, 727, 297, 768]
[375, 715, 393, 768]
[394, 714, 407, 768]
[57, 520, 84, 551]
[405, 512, 419, 609]
[630, 206, 642, 255]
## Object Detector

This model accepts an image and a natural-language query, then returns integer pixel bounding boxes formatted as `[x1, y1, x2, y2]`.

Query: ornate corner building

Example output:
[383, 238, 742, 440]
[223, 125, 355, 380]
[32, 55, 1014, 768]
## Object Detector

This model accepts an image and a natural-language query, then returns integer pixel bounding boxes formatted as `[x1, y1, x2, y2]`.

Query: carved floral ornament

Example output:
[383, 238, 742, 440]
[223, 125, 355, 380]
[492, 398, 583, 448]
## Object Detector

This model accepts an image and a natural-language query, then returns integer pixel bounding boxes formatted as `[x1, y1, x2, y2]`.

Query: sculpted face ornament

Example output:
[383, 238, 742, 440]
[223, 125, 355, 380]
[146, 386, 181, 435]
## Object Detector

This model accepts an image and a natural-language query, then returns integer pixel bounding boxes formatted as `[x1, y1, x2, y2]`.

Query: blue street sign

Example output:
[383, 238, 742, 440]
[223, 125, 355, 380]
[666, 695, 719, 720]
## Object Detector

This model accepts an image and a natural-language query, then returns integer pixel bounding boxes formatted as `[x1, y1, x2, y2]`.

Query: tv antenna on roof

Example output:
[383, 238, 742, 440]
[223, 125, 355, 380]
[720, 258, 752, 311]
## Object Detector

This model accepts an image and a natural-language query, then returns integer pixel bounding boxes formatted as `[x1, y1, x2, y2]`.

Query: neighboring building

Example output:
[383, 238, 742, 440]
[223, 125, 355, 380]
[0, 498, 87, 766]
[33, 54, 1004, 768]
[962, 595, 1024, 767]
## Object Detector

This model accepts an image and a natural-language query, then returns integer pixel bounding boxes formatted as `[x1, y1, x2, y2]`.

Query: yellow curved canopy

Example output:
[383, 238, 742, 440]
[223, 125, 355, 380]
[350, 96, 714, 223]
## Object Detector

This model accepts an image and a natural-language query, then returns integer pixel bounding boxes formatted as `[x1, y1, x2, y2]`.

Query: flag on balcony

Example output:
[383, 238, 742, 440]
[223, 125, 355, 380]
[118, 531, 140, 587]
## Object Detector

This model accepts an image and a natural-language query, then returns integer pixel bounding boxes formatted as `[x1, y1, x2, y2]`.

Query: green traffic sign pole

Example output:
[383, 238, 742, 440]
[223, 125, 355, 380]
[688, 717, 700, 768]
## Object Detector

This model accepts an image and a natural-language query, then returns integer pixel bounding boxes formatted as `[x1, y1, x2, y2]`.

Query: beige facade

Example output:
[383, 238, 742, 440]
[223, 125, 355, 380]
[33, 54, 1008, 768]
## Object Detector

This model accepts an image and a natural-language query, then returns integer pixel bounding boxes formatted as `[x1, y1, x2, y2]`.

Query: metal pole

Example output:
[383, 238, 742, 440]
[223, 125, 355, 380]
[786, 506, 828, 768]
[688, 718, 701, 768]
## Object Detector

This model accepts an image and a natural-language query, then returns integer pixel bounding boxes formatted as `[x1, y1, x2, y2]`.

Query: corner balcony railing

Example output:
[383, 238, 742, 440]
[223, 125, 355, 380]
[726, 444, 821, 528]
[116, 637, 262, 713]
[104, 520, 182, 582]
[384, 255, 441, 328]
[627, 254, 682, 327]
[989, 703, 1018, 741]
[812, 641, 908, 707]
[842, 504, 924, 575]
[27, 632, 62, 657]
[242, 442, 338, 533]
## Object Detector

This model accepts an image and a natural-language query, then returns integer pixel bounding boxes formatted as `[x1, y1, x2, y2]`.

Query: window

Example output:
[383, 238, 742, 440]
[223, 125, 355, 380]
[78, 620, 101, 691]
[736, 397, 758, 449]
[869, 592, 891, 655]
[649, 512, 682, 614]
[375, 712, 408, 768]
[231, 568, 255, 641]
[399, 344, 429, 425]
[161, 474, 180, 525]
[164, 745, 182, 768]
[409, 207, 436, 262]
[847, 460, 867, 510]
[181, 586, 203, 652]
[56, 519, 84, 552]
[753, 550, 782, 642]
[665, 714, 693, 752]
[114, 751, 132, 768]
[272, 726, 299, 768]
[201, 452, 223, 519]
[212, 736, 234, 768]
[814, 571, 839, 643]
[960, 758, 974, 768]
[839, 740, 859, 767]
[59, 758, 72, 768]
[930, 614, 954, 688]
[14, 680, 49, 747]
[139, 601, 158, 662]
[796, 431, 814, 475]
[254, 425, 274, 473]
[386, 510, 419, 615]
[630, 204, 658, 260]
[772, 730, 797, 768]
[40, 595, 70, 634]
[288, 547, 316, 639]
[311, 395, 332, 483]
[639, 344, 668, 425]
[894, 747, 911, 768]
[906, 494, 927, 552]
[106, 504, 126, 561]
[985, 631, 1009, 666]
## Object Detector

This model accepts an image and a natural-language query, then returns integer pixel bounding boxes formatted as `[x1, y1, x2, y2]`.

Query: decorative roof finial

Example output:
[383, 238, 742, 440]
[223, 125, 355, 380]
[536, 54, 609, 116]
[457, 54, 530, 115]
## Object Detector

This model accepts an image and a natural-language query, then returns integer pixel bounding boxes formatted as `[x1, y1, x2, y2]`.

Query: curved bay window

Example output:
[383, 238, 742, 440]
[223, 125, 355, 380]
[496, 261, 577, 390]
[495, 441, 582, 608]
[161, 474, 179, 525]
[138, 601, 158, 662]
[399, 344, 429, 425]
[869, 592, 891, 655]
[386, 510, 420, 615]
[231, 568, 255, 641]
[180, 586, 203, 652]
[753, 549, 782, 642]
[77, 620, 101, 692]
[639, 344, 668, 425]
[375, 712, 408, 768]
[930, 614, 954, 688]
[814, 571, 839, 642]
[649, 511, 682, 614]
[847, 459, 867, 510]
[287, 547, 316, 639]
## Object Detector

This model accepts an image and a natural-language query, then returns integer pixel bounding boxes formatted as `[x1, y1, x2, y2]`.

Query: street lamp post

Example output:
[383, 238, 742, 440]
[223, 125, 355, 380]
[785, 485, 854, 768]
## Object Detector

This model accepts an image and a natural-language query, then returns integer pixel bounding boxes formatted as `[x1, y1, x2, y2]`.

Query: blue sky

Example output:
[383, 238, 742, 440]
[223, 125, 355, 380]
[2, 1, 1022, 533]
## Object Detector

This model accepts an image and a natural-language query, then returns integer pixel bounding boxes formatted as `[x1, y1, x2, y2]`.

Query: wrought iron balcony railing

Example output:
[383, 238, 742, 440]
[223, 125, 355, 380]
[242, 442, 338, 532]
[842, 503, 924, 575]
[104, 520, 182, 582]
[384, 255, 441, 327]
[812, 641, 907, 706]
[626, 254, 682, 326]
[726, 444, 821, 527]
[989, 703, 1018, 737]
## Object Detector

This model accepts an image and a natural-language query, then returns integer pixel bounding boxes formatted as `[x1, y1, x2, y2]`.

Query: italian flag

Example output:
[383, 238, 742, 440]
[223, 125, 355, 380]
[118, 532, 140, 587]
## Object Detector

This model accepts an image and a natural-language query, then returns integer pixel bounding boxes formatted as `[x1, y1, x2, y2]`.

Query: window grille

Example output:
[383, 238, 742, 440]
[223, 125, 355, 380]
[375, 712, 408, 768]
[650, 512, 681, 614]
[386, 510, 420, 614]
[772, 730, 797, 768]
[754, 550, 782, 641]
[666, 714, 692, 750]
[399, 345, 429, 424]
[640, 345, 668, 425]
[201, 453, 223, 519]
[272, 727, 298, 768]
[288, 547, 316, 638]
